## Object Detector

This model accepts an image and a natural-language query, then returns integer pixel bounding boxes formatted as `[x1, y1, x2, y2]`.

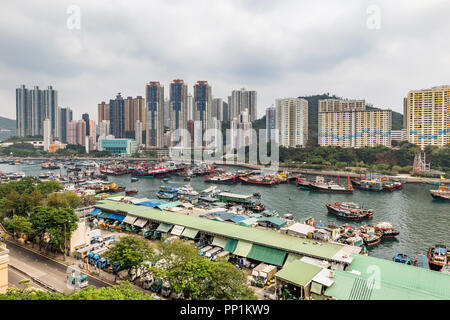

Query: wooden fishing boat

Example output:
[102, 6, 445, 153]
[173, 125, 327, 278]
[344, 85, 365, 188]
[359, 226, 382, 246]
[326, 202, 374, 221]
[428, 245, 448, 271]
[430, 185, 450, 201]
[372, 222, 399, 239]
[309, 176, 353, 194]
[125, 189, 138, 196]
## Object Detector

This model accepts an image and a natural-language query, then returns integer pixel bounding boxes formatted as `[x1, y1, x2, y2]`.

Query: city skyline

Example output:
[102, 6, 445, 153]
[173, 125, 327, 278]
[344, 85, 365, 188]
[2, 1, 450, 120]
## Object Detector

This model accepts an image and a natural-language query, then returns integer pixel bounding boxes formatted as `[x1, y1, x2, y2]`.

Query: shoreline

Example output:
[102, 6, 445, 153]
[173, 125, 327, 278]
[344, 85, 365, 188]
[4, 156, 449, 184]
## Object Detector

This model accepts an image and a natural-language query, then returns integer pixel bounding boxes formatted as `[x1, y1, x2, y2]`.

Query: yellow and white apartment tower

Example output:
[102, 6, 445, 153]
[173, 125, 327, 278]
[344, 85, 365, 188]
[405, 85, 450, 149]
[276, 98, 308, 147]
[318, 99, 392, 148]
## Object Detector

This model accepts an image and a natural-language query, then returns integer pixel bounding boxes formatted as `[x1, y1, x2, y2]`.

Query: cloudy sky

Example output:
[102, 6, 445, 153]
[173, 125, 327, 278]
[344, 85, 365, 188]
[1, 0, 449, 121]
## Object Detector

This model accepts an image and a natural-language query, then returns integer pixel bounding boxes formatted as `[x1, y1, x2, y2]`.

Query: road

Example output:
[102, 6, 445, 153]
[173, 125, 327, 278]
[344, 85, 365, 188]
[6, 241, 110, 294]
[8, 266, 47, 291]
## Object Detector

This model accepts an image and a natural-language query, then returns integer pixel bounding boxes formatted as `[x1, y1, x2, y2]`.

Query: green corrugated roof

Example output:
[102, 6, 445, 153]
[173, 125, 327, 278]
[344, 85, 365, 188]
[233, 240, 253, 257]
[324, 269, 447, 300]
[181, 227, 199, 239]
[275, 260, 322, 287]
[247, 244, 287, 266]
[95, 200, 343, 261]
[342, 254, 450, 299]
[258, 217, 287, 228]
[237, 217, 258, 227]
[224, 239, 238, 252]
[283, 253, 302, 267]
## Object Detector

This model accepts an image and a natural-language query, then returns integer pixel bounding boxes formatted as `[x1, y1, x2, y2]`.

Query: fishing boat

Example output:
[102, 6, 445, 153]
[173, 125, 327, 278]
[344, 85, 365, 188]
[393, 253, 412, 265]
[131, 177, 139, 183]
[326, 202, 374, 221]
[253, 192, 261, 198]
[428, 245, 448, 271]
[372, 222, 399, 239]
[204, 173, 238, 184]
[163, 178, 169, 183]
[297, 178, 312, 190]
[244, 202, 265, 213]
[157, 192, 176, 200]
[430, 185, 450, 201]
[351, 178, 383, 191]
[239, 175, 279, 186]
[159, 186, 178, 194]
[125, 190, 138, 196]
[284, 213, 294, 220]
[177, 184, 199, 198]
[414, 254, 429, 269]
[309, 176, 353, 194]
[359, 226, 382, 246]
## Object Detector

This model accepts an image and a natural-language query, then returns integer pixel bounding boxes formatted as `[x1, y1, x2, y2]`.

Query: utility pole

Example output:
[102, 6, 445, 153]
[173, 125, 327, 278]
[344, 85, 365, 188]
[64, 223, 67, 261]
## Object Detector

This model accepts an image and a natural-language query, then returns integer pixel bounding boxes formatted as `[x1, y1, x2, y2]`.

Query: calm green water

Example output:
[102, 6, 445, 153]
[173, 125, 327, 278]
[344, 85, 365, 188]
[2, 163, 449, 261]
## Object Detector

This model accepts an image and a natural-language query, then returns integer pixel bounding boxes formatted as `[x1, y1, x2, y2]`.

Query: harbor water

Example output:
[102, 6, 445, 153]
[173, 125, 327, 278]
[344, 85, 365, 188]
[2, 163, 449, 261]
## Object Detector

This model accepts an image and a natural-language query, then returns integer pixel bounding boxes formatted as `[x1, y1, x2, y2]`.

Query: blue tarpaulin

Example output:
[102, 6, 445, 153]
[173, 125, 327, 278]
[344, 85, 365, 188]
[136, 201, 162, 208]
[218, 213, 237, 221]
[107, 213, 126, 222]
[230, 215, 248, 223]
[90, 208, 101, 216]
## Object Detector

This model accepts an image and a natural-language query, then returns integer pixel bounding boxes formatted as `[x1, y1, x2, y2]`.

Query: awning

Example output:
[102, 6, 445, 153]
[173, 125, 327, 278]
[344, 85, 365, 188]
[311, 282, 323, 295]
[137, 201, 162, 208]
[156, 223, 173, 233]
[211, 236, 228, 248]
[90, 208, 101, 216]
[247, 244, 287, 266]
[171, 225, 185, 236]
[133, 218, 148, 228]
[181, 227, 199, 239]
[123, 215, 137, 225]
[233, 240, 253, 258]
[224, 239, 238, 253]
[107, 213, 125, 222]
[157, 201, 183, 210]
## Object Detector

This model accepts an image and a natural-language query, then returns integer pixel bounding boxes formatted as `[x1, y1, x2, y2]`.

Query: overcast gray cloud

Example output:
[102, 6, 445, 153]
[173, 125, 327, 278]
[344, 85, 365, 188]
[0, 0, 449, 120]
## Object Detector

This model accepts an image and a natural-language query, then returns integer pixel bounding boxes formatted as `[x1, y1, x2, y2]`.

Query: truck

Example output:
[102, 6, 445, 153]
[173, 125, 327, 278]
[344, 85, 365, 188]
[251, 263, 277, 287]
[96, 257, 109, 269]
[142, 273, 154, 290]
[151, 278, 163, 293]
[161, 281, 171, 298]
[205, 247, 222, 259]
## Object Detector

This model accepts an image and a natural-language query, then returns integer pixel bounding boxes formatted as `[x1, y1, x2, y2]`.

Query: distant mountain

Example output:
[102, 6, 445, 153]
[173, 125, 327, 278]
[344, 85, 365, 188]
[299, 94, 404, 146]
[0, 116, 17, 142]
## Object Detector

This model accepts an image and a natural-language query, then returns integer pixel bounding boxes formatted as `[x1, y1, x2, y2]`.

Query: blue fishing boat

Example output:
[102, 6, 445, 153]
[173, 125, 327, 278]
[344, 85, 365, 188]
[393, 253, 412, 265]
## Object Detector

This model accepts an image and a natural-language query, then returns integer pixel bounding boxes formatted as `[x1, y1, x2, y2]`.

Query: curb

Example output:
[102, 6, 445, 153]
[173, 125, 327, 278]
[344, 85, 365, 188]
[5, 239, 114, 288]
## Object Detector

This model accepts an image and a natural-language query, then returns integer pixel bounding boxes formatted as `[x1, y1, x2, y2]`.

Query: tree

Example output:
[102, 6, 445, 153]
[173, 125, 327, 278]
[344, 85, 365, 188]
[0, 282, 153, 300]
[46, 191, 81, 209]
[5, 215, 32, 239]
[103, 236, 154, 273]
[29, 206, 79, 252]
[152, 240, 257, 300]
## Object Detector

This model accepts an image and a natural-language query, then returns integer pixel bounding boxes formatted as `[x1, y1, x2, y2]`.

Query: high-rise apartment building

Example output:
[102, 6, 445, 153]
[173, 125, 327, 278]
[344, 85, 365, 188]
[146, 82, 164, 148]
[57, 107, 73, 143]
[229, 88, 257, 122]
[318, 99, 391, 148]
[82, 113, 90, 136]
[99, 120, 110, 138]
[212, 98, 223, 121]
[193, 81, 212, 134]
[266, 106, 277, 142]
[405, 85, 450, 148]
[43, 118, 52, 151]
[125, 96, 146, 133]
[67, 120, 87, 146]
[16, 85, 58, 138]
[276, 98, 308, 148]
[88, 119, 97, 151]
[109, 93, 125, 138]
[135, 120, 143, 146]
[98, 101, 110, 123]
[170, 80, 188, 147]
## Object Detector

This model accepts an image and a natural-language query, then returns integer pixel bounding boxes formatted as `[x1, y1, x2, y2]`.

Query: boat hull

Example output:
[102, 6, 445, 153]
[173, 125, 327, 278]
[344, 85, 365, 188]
[310, 184, 353, 194]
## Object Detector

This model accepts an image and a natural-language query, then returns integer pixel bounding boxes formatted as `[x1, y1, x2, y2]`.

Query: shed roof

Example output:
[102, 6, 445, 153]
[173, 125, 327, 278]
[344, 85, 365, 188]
[95, 200, 345, 262]
[275, 260, 322, 287]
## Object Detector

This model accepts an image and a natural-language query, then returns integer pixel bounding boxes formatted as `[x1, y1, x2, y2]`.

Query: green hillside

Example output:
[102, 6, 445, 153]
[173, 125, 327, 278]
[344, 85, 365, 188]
[0, 116, 16, 142]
